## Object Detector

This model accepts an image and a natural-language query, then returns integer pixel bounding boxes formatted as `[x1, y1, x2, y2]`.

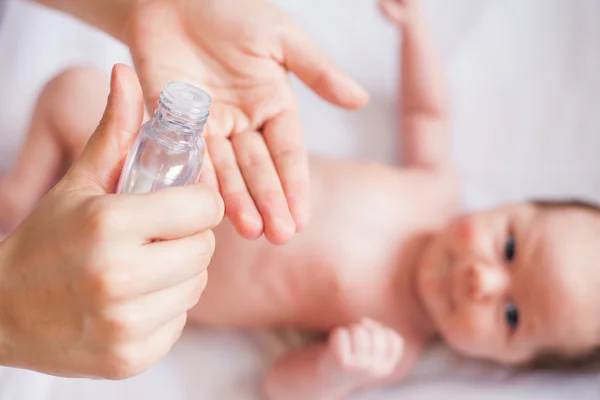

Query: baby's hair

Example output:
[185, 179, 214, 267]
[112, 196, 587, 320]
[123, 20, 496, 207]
[526, 348, 600, 372]
[527, 198, 600, 371]
[532, 199, 600, 213]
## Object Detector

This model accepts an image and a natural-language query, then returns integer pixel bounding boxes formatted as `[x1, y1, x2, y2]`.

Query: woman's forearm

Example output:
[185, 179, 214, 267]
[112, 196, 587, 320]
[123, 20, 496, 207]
[33, 0, 138, 42]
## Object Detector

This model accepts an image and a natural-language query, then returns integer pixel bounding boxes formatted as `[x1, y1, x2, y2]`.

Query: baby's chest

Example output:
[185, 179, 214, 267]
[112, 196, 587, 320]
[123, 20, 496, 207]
[285, 239, 404, 326]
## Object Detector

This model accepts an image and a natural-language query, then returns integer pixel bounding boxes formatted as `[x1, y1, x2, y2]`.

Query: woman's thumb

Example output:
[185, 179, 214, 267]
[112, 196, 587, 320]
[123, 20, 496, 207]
[65, 64, 144, 194]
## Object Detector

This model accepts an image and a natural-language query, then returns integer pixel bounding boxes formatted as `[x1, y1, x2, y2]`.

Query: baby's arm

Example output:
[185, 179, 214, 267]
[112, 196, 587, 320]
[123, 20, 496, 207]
[0, 67, 107, 234]
[381, 0, 451, 171]
[264, 319, 418, 400]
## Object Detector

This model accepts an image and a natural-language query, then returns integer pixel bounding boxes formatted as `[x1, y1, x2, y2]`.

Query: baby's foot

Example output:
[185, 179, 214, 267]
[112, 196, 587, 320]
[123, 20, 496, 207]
[319, 318, 404, 386]
[379, 0, 419, 27]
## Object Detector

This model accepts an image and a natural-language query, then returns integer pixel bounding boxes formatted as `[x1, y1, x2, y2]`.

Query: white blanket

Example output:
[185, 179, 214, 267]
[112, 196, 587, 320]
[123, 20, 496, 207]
[0, 0, 599, 398]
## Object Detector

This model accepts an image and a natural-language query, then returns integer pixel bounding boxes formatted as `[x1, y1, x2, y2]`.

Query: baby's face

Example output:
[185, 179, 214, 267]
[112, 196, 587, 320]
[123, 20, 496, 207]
[417, 202, 600, 364]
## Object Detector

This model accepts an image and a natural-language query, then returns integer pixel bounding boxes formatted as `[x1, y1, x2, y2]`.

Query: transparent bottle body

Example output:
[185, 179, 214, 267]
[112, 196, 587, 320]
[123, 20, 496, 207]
[116, 82, 210, 194]
[116, 121, 205, 194]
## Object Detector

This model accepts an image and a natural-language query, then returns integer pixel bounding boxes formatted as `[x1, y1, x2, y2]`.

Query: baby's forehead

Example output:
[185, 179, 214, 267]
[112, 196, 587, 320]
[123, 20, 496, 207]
[524, 208, 600, 352]
[533, 207, 600, 263]
[529, 210, 600, 292]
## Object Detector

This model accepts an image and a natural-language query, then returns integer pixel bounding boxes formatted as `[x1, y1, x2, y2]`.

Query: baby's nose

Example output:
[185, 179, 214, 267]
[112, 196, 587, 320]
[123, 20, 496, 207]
[467, 262, 509, 301]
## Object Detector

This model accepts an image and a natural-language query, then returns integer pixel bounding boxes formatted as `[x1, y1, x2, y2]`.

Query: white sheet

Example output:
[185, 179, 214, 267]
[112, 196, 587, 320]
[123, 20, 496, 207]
[0, 0, 599, 398]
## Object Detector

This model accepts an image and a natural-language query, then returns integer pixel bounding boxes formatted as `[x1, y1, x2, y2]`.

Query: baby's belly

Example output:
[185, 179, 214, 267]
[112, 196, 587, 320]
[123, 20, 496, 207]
[192, 158, 420, 330]
[193, 217, 398, 331]
[193, 220, 358, 327]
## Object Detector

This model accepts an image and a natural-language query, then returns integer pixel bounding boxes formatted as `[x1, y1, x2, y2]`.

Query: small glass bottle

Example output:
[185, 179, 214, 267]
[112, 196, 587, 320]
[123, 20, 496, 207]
[117, 82, 211, 194]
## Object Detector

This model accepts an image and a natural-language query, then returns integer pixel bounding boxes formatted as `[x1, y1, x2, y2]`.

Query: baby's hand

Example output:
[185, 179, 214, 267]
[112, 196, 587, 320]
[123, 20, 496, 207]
[379, 0, 419, 27]
[319, 318, 404, 386]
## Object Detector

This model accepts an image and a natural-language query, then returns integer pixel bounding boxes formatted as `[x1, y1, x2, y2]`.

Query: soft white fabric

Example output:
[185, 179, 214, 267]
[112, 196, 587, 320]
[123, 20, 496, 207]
[0, 0, 599, 398]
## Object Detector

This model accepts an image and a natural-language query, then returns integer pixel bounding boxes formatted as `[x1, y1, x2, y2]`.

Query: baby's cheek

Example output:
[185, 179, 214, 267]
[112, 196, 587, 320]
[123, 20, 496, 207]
[444, 309, 495, 356]
[447, 215, 477, 249]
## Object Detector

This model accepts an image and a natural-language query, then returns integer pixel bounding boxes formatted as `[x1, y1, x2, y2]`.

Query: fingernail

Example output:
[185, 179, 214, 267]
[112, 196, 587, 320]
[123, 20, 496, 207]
[113, 64, 134, 104]
[240, 213, 263, 238]
[274, 218, 296, 239]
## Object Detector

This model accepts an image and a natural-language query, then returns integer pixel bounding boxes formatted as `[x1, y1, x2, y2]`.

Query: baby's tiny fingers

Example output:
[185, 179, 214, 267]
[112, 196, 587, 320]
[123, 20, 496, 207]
[387, 329, 405, 363]
[350, 326, 372, 362]
[370, 327, 388, 360]
[360, 317, 382, 329]
[379, 0, 409, 24]
[330, 328, 352, 367]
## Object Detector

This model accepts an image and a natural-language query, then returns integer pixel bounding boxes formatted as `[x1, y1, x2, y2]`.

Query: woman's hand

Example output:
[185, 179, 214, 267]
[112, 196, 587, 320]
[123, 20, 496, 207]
[124, 0, 369, 244]
[0, 65, 224, 379]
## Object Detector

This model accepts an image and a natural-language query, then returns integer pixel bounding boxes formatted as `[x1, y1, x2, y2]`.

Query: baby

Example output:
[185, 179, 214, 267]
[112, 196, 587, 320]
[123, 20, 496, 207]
[189, 0, 600, 399]
[0, 67, 108, 236]
[2, 0, 600, 398]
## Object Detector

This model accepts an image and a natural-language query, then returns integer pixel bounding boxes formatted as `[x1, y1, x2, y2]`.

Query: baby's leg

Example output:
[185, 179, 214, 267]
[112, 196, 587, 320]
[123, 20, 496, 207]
[0, 66, 108, 234]
[263, 319, 406, 400]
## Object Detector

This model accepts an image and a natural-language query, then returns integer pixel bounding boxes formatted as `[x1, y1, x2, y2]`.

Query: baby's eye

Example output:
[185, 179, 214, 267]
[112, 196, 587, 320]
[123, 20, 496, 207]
[504, 235, 516, 263]
[505, 301, 519, 333]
